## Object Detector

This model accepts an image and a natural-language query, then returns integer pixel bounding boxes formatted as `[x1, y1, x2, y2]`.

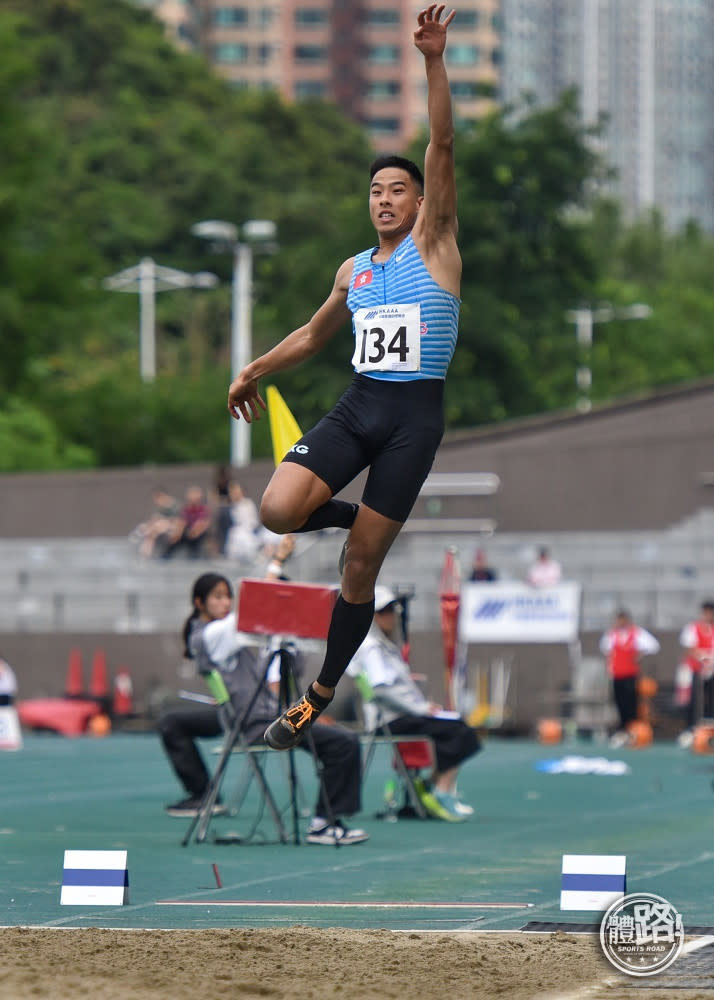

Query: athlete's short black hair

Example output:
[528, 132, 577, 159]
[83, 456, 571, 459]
[370, 155, 424, 193]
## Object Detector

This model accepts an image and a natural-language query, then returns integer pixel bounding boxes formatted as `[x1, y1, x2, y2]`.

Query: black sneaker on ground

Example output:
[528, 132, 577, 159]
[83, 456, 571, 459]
[306, 820, 369, 845]
[164, 797, 227, 818]
[264, 688, 331, 750]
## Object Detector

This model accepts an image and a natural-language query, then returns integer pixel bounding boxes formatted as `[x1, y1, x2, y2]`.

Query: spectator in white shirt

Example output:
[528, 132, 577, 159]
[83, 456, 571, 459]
[348, 585, 481, 822]
[527, 547, 562, 588]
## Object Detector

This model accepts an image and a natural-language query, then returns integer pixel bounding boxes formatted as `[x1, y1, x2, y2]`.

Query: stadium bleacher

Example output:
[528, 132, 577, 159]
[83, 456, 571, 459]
[2, 507, 714, 634]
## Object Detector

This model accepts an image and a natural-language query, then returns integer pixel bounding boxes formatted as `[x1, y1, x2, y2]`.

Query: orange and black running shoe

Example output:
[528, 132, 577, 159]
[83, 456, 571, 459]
[264, 688, 330, 750]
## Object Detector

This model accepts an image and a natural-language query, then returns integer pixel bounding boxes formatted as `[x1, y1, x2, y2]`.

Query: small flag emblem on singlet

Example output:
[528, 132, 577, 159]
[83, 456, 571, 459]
[355, 269, 373, 288]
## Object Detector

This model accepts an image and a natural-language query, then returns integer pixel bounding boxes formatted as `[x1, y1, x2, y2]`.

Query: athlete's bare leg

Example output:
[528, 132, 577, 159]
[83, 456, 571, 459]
[312, 504, 401, 699]
[263, 499, 404, 748]
[260, 462, 333, 534]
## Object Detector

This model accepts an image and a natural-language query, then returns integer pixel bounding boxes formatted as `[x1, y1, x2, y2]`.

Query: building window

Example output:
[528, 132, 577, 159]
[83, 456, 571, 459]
[214, 7, 248, 27]
[368, 80, 401, 99]
[447, 44, 479, 66]
[295, 80, 327, 98]
[450, 10, 478, 29]
[294, 44, 328, 62]
[214, 43, 249, 63]
[295, 8, 329, 27]
[368, 117, 400, 134]
[366, 9, 400, 27]
[257, 44, 273, 65]
[258, 7, 276, 27]
[367, 44, 400, 64]
[450, 80, 478, 99]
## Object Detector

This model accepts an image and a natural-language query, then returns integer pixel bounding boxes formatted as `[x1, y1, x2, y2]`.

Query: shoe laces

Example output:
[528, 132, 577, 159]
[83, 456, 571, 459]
[285, 695, 317, 731]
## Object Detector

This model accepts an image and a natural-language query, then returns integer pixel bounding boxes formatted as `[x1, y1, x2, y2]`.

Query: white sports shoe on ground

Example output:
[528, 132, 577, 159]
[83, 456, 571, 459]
[306, 820, 369, 845]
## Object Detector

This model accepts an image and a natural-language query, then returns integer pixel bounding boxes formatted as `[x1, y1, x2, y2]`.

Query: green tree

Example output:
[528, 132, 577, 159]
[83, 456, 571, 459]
[437, 91, 606, 424]
[5, 1, 714, 471]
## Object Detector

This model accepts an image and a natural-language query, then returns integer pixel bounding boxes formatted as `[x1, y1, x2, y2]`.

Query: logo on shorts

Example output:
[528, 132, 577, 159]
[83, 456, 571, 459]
[290, 444, 309, 455]
[599, 892, 684, 977]
[355, 269, 373, 288]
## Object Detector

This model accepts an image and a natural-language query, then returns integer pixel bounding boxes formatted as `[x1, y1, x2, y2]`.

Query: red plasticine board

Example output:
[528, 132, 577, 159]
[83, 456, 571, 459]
[237, 579, 338, 639]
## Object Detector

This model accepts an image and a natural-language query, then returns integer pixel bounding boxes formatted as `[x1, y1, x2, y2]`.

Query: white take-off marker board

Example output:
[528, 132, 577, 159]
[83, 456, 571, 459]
[560, 854, 626, 911]
[60, 850, 129, 905]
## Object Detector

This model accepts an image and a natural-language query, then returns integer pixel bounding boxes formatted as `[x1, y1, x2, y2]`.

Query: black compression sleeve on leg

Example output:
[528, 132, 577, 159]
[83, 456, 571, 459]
[293, 500, 359, 533]
[316, 594, 375, 689]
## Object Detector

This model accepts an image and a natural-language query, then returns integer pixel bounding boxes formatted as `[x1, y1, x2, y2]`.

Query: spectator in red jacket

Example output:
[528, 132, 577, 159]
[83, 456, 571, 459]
[599, 609, 659, 741]
[678, 600, 714, 731]
[166, 486, 213, 560]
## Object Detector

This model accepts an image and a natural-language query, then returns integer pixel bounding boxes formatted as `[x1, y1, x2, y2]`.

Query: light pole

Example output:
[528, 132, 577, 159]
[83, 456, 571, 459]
[103, 257, 218, 381]
[565, 303, 652, 412]
[191, 218, 277, 467]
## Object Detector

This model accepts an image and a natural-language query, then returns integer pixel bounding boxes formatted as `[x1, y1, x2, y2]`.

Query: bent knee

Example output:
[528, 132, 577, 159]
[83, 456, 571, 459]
[259, 494, 301, 534]
[341, 542, 383, 585]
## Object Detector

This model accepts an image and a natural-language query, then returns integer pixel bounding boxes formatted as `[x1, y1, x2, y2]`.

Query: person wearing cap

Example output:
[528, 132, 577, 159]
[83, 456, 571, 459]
[348, 584, 481, 821]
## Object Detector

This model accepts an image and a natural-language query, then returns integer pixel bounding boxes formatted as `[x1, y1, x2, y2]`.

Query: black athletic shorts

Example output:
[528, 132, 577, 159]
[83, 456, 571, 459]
[282, 373, 444, 523]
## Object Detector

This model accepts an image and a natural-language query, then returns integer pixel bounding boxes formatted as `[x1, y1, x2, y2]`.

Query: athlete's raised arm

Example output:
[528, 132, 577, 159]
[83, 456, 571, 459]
[412, 5, 460, 286]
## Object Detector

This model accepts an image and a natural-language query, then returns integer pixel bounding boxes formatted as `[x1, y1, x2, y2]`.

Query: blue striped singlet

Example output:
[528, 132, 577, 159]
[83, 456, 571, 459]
[346, 234, 460, 382]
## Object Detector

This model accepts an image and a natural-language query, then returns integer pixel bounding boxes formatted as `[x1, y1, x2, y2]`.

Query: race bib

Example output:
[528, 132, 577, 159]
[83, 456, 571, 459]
[351, 303, 421, 373]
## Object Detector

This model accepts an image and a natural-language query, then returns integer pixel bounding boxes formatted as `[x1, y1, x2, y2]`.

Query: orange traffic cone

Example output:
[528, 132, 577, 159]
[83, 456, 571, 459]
[89, 649, 109, 699]
[113, 667, 134, 718]
[64, 648, 85, 698]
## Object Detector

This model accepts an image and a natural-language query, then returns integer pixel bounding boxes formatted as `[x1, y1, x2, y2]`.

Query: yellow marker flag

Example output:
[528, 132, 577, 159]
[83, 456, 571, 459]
[266, 385, 303, 466]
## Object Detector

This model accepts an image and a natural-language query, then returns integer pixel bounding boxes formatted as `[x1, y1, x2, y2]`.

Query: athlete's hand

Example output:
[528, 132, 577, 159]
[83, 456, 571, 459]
[227, 373, 267, 422]
[414, 4, 455, 58]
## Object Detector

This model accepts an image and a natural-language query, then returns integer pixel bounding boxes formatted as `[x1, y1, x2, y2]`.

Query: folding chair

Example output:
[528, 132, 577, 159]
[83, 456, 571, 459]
[182, 578, 339, 846]
[354, 670, 434, 819]
[182, 665, 292, 846]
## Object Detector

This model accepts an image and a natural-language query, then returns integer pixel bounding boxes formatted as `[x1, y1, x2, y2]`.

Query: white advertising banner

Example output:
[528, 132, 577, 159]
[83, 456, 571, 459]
[458, 582, 582, 644]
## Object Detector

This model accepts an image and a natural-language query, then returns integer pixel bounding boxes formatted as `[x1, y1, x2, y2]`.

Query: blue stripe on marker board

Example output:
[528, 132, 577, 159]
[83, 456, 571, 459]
[62, 869, 128, 887]
[561, 874, 625, 891]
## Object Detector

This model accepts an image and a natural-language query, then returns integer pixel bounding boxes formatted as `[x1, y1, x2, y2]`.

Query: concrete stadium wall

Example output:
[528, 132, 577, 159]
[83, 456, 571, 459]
[2, 378, 714, 537]
[437, 378, 714, 531]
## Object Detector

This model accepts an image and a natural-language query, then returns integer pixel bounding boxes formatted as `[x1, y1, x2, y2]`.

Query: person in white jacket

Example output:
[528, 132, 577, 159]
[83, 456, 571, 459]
[158, 572, 367, 845]
[348, 585, 481, 821]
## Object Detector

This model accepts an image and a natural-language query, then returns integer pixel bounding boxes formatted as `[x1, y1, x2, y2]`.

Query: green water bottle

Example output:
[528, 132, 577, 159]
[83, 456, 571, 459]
[383, 778, 398, 822]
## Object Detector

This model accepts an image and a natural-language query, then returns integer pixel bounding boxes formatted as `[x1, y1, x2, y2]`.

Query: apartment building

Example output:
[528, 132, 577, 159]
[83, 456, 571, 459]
[142, 1, 501, 150]
[501, 0, 714, 232]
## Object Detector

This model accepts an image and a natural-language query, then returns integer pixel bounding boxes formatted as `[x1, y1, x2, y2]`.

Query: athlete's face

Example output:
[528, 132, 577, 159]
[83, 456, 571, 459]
[369, 168, 423, 237]
[197, 580, 233, 623]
